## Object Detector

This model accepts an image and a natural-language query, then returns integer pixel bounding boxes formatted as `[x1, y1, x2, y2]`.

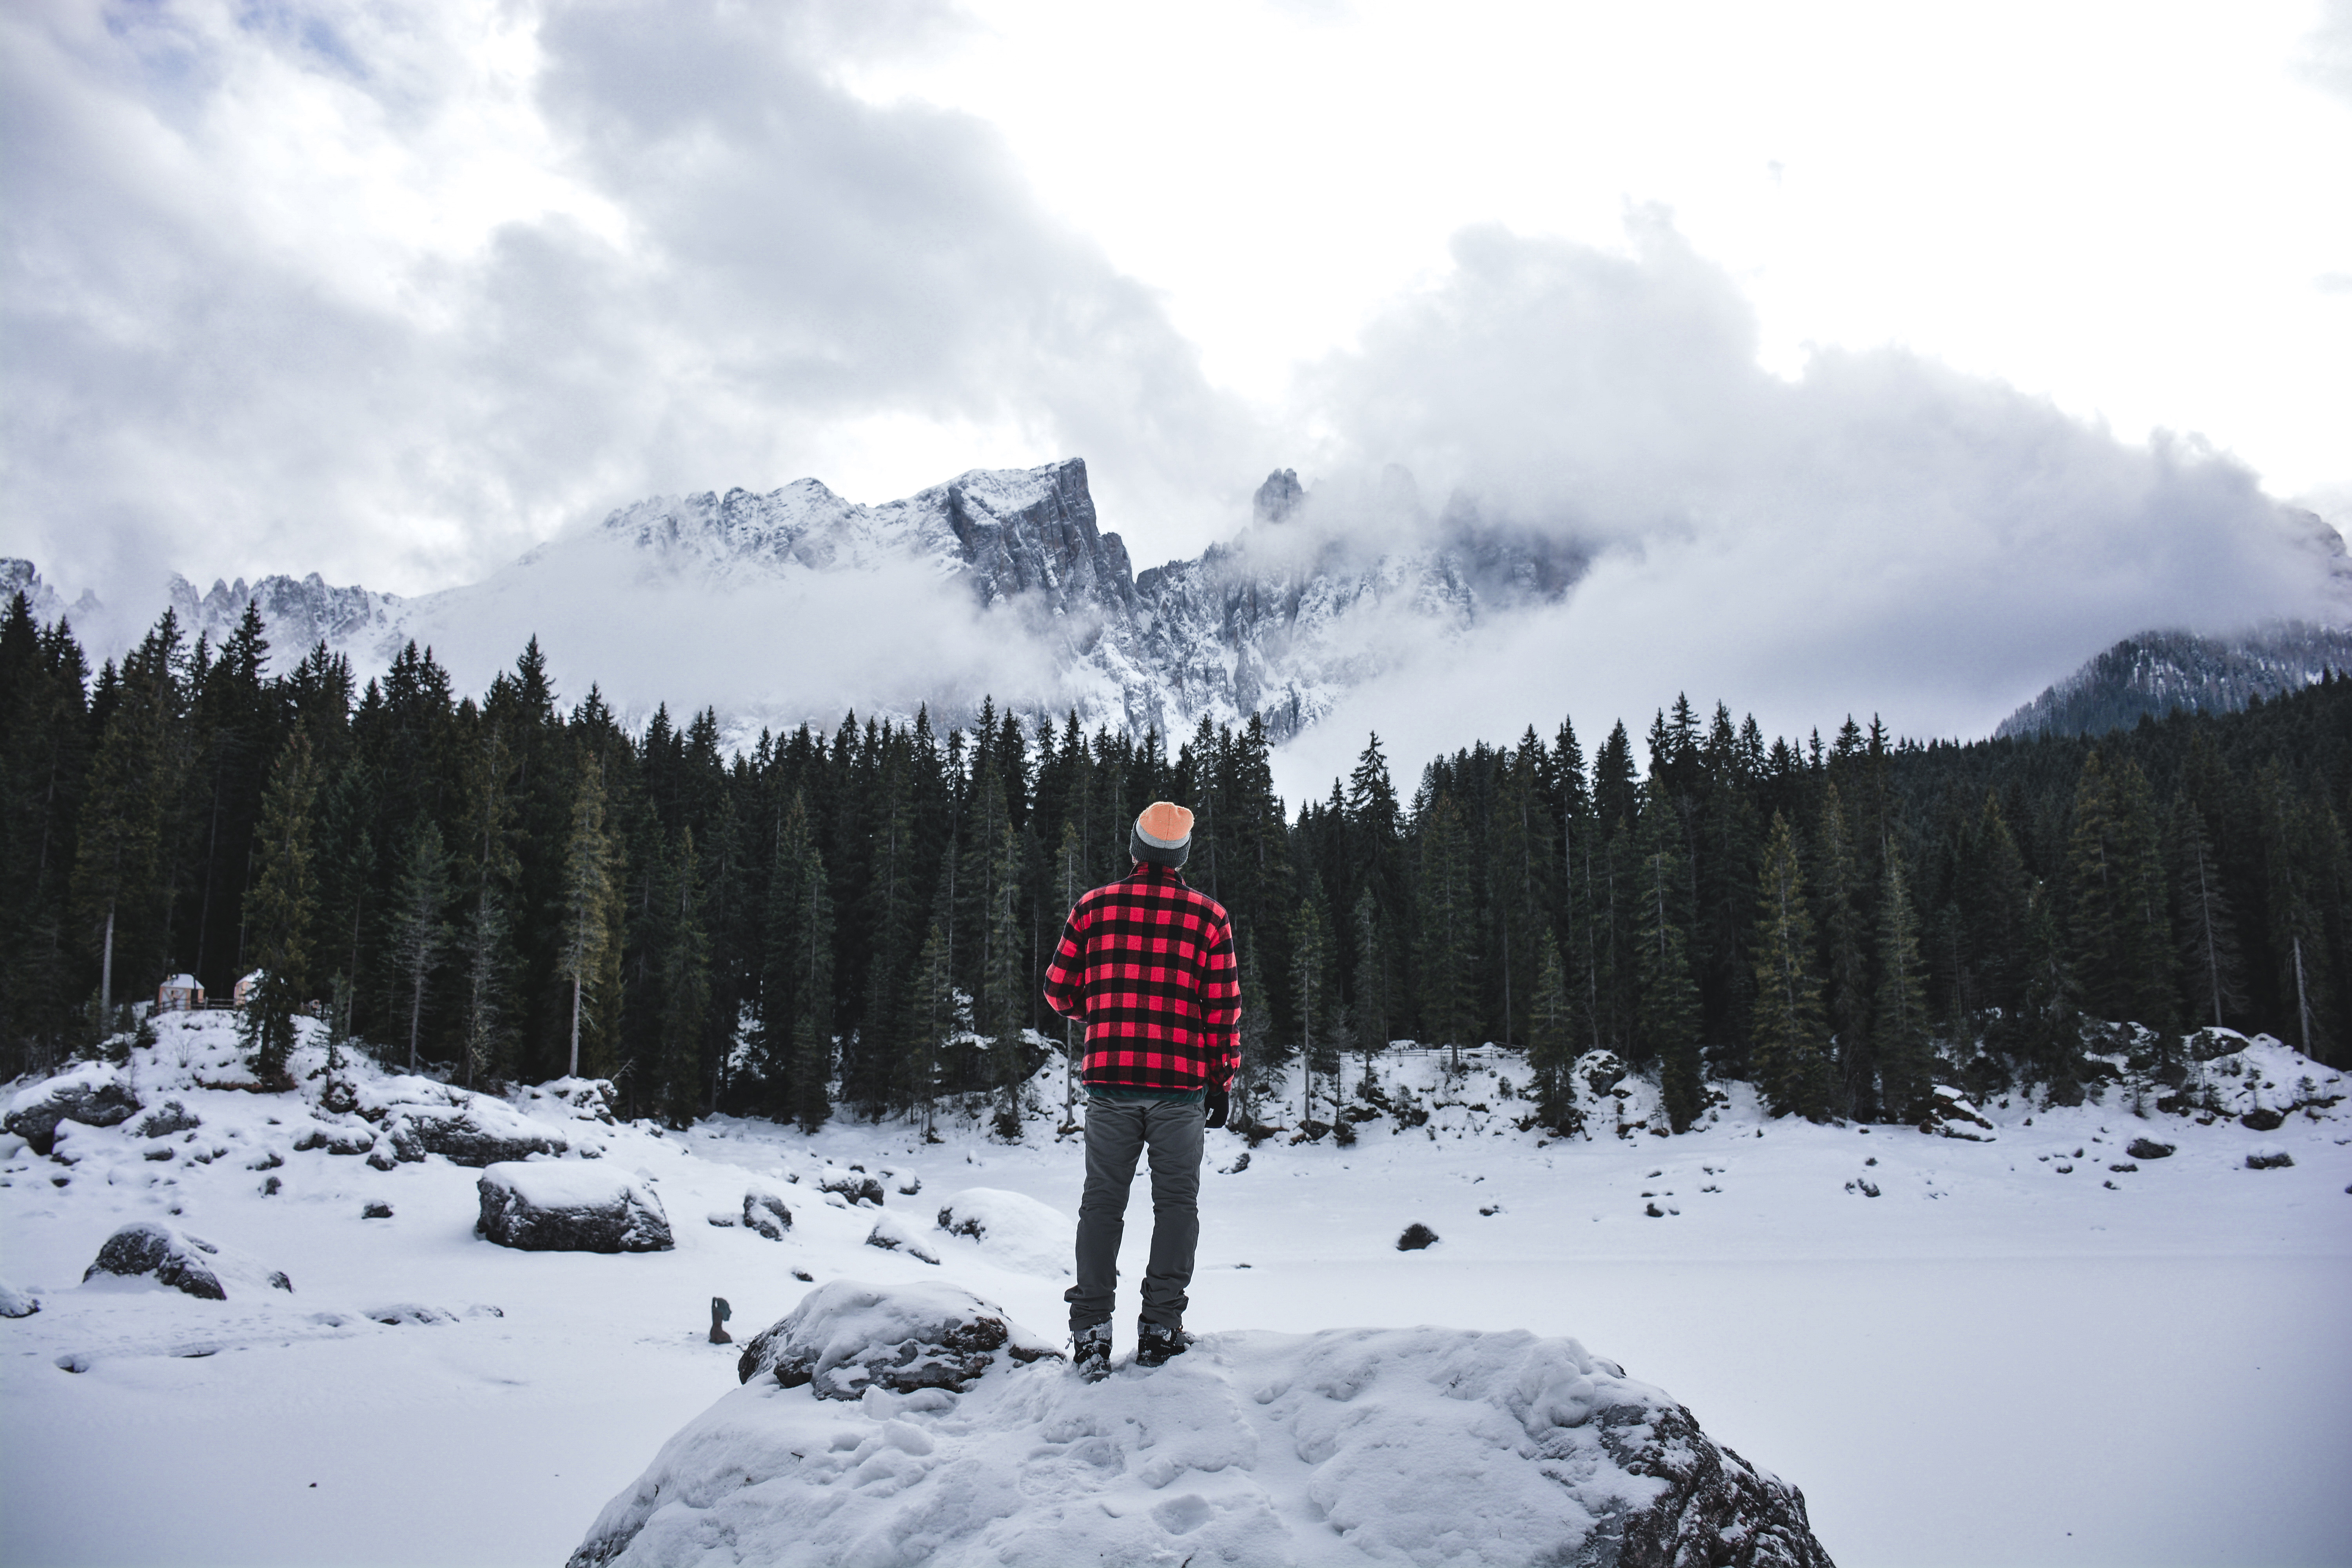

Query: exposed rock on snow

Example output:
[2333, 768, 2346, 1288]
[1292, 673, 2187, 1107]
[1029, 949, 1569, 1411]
[1925, 1086, 1996, 1142]
[136, 1101, 202, 1138]
[818, 1171, 886, 1207]
[862, 1211, 940, 1264]
[0, 1280, 39, 1317]
[731, 1280, 1060, 1402]
[2127, 1138, 2176, 1160]
[1397, 1221, 1439, 1250]
[6, 1067, 139, 1156]
[741, 1187, 792, 1241]
[576, 1285, 1829, 1568]
[475, 1162, 673, 1253]
[933, 1187, 1072, 1276]
[2246, 1148, 2296, 1170]
[82, 1222, 292, 1300]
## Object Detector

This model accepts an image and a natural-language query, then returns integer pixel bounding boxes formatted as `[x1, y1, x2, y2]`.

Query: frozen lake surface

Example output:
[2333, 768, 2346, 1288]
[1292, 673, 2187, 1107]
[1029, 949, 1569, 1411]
[3, 1016, 2346, 1566]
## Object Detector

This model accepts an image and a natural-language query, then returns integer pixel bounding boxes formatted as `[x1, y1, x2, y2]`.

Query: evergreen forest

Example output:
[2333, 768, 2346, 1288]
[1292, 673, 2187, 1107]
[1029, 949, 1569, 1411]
[4, 592, 2348, 1134]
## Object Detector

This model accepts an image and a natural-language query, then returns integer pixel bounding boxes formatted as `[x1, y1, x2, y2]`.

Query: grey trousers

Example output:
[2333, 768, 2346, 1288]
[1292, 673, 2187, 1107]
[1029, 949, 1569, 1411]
[1066, 1094, 1205, 1334]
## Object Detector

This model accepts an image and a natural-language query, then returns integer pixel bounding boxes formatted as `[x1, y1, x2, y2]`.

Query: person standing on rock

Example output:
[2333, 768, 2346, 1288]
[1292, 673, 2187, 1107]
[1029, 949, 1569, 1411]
[1042, 801, 1240, 1380]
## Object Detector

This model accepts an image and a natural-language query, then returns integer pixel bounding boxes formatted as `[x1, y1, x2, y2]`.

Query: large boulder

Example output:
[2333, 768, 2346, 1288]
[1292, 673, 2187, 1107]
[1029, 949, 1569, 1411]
[734, 1279, 1061, 1399]
[574, 1290, 1829, 1568]
[81, 1221, 293, 1300]
[476, 1162, 673, 1253]
[383, 1102, 566, 1167]
[6, 1067, 139, 1156]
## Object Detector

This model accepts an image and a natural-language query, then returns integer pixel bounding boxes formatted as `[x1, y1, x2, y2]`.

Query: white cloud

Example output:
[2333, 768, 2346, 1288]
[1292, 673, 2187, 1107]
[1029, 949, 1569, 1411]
[1270, 220, 2348, 799]
[0, 0, 1254, 598]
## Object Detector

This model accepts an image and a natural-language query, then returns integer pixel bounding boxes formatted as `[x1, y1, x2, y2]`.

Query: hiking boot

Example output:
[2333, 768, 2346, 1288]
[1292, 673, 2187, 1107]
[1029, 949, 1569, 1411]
[1135, 1320, 1190, 1368]
[1073, 1324, 1113, 1382]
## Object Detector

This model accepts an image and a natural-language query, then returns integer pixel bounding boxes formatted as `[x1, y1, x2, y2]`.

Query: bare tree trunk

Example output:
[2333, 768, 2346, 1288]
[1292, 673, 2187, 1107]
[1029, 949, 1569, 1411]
[570, 974, 583, 1078]
[408, 965, 425, 1074]
[100, 902, 116, 1015]
[2294, 937, 2311, 1056]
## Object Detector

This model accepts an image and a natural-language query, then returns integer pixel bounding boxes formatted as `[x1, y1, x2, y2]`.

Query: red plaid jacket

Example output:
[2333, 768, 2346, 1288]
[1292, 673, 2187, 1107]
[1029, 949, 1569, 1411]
[1042, 864, 1241, 1094]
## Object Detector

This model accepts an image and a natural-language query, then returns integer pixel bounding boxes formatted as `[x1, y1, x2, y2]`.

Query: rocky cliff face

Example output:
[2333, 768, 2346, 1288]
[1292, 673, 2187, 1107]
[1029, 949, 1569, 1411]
[13, 457, 1590, 746]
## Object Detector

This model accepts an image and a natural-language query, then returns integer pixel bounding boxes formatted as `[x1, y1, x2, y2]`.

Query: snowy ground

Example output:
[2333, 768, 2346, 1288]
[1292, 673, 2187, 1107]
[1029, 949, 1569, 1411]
[3, 1016, 2347, 1567]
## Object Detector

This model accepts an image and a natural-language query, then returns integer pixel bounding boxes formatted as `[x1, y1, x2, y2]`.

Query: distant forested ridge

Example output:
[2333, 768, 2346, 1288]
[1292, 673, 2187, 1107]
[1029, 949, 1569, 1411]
[4, 592, 2347, 1131]
[1995, 623, 2352, 740]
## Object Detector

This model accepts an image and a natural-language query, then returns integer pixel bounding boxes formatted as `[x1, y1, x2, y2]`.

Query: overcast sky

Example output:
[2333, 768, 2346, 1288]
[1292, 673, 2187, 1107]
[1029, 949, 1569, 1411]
[4, 0, 2349, 751]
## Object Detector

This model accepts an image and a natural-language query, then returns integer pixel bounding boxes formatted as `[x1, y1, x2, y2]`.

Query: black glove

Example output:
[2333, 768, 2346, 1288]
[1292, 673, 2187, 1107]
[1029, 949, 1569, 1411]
[1204, 1086, 1229, 1129]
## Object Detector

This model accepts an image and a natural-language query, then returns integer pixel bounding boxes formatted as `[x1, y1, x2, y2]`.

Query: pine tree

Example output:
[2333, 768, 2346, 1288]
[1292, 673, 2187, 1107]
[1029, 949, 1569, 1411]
[2021, 886, 2087, 1102]
[1292, 896, 1329, 1126]
[240, 726, 318, 1082]
[1635, 787, 1705, 1130]
[0, 595, 93, 1076]
[656, 827, 712, 1128]
[2257, 761, 2337, 1060]
[910, 922, 952, 1138]
[386, 820, 451, 1074]
[1349, 888, 1388, 1092]
[1814, 781, 1872, 1116]
[2170, 791, 2245, 1031]
[559, 756, 617, 1079]
[70, 613, 185, 1026]
[1874, 854, 1934, 1121]
[1416, 792, 1476, 1070]
[1749, 813, 1831, 1120]
[1528, 927, 1580, 1134]
[456, 713, 521, 1088]
[1236, 940, 1281, 1126]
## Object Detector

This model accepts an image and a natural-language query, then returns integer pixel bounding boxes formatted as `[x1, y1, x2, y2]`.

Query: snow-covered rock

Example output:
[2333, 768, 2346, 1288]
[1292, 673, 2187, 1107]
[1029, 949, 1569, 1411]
[731, 1280, 1060, 1401]
[135, 1100, 202, 1138]
[741, 1186, 792, 1241]
[0, 1280, 39, 1318]
[475, 1163, 673, 1254]
[818, 1170, 886, 1207]
[572, 1285, 1828, 1568]
[81, 1222, 292, 1300]
[1926, 1085, 1996, 1142]
[2165, 1034, 2347, 1127]
[512, 1077, 621, 1126]
[932, 1187, 1071, 1277]
[379, 1102, 567, 1167]
[862, 1211, 939, 1264]
[5, 1066, 139, 1156]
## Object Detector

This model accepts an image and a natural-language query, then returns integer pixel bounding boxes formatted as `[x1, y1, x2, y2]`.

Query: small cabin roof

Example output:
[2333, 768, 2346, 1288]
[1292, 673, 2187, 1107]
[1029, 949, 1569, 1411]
[162, 973, 200, 989]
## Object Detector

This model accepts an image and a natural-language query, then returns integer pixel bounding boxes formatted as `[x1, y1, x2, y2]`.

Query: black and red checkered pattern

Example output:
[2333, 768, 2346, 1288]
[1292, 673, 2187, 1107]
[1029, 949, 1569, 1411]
[1042, 863, 1241, 1093]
